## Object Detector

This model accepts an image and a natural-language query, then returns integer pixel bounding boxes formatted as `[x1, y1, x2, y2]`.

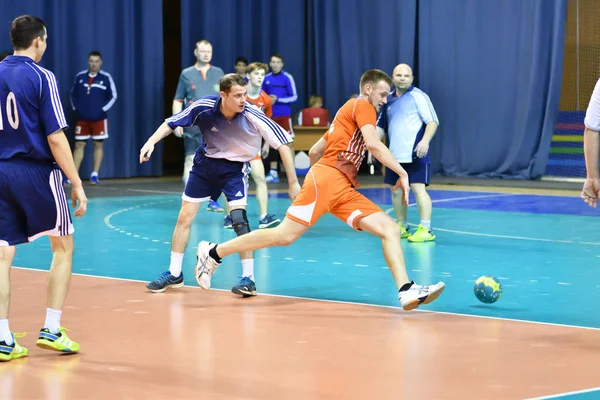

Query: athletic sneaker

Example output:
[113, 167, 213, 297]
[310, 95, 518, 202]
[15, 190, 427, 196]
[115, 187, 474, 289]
[146, 271, 184, 293]
[231, 276, 257, 297]
[0, 333, 28, 362]
[195, 241, 222, 290]
[36, 327, 80, 353]
[258, 214, 281, 229]
[207, 200, 224, 212]
[399, 224, 411, 239]
[398, 281, 445, 311]
[407, 225, 436, 242]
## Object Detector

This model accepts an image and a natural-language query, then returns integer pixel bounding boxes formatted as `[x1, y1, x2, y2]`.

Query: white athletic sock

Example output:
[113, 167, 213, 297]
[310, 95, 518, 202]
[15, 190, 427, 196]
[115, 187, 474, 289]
[400, 220, 408, 228]
[260, 213, 267, 220]
[0, 319, 12, 345]
[242, 259, 254, 280]
[91, 171, 98, 177]
[169, 252, 184, 277]
[421, 220, 431, 230]
[44, 308, 62, 334]
[269, 169, 278, 176]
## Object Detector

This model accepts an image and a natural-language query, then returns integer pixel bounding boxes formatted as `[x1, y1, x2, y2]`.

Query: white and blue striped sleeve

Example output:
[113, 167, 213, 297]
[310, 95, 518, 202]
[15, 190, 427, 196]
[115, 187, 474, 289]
[165, 98, 214, 129]
[413, 90, 439, 125]
[276, 72, 298, 104]
[36, 66, 68, 136]
[245, 103, 292, 149]
[102, 71, 117, 112]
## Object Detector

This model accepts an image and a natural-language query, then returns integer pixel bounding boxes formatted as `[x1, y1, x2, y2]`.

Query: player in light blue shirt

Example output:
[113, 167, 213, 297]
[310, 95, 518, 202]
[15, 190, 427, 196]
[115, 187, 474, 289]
[140, 73, 300, 296]
[377, 64, 439, 242]
[0, 15, 87, 360]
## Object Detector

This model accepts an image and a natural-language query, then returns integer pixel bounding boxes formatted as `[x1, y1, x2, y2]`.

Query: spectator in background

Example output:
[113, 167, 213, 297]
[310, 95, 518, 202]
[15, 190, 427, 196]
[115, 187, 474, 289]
[173, 39, 225, 212]
[297, 95, 329, 127]
[234, 56, 248, 78]
[70, 51, 117, 184]
[263, 53, 297, 183]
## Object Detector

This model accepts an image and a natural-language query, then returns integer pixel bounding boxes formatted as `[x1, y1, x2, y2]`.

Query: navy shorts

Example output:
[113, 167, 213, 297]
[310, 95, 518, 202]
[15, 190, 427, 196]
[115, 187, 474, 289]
[0, 160, 74, 246]
[384, 159, 430, 186]
[183, 126, 202, 156]
[183, 150, 250, 207]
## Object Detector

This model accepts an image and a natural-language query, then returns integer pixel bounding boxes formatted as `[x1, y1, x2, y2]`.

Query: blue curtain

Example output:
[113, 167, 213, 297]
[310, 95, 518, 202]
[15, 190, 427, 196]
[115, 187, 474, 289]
[1, 0, 164, 178]
[418, 0, 567, 179]
[306, 0, 417, 115]
[180, 0, 307, 113]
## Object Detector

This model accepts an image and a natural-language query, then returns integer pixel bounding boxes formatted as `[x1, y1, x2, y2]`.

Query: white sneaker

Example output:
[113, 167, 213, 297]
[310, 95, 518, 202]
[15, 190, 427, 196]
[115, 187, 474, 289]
[398, 282, 445, 311]
[195, 241, 221, 290]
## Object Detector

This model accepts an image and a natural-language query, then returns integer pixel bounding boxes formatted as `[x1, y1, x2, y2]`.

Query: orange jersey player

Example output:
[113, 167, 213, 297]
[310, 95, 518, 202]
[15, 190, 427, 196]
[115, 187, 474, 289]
[195, 69, 445, 311]
[246, 90, 272, 118]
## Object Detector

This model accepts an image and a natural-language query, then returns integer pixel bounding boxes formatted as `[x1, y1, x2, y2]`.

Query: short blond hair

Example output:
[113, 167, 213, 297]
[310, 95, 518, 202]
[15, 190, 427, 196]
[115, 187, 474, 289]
[359, 69, 392, 90]
[246, 62, 268, 75]
[195, 39, 212, 48]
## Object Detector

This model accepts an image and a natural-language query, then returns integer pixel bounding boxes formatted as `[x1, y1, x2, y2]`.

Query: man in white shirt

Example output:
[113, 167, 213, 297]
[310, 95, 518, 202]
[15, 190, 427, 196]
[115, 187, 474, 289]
[377, 64, 439, 242]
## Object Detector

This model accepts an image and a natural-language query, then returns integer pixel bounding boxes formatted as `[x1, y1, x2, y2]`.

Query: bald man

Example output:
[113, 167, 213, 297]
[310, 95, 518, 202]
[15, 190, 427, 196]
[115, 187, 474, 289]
[377, 64, 439, 242]
[582, 76, 600, 208]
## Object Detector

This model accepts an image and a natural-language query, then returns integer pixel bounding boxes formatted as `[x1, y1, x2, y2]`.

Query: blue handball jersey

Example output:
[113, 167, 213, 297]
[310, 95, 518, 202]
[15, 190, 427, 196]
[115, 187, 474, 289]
[0, 55, 69, 163]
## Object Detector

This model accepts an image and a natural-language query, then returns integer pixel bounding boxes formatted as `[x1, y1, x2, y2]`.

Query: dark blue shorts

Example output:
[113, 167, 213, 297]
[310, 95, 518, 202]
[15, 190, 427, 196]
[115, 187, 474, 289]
[0, 160, 74, 246]
[183, 150, 250, 206]
[384, 159, 430, 186]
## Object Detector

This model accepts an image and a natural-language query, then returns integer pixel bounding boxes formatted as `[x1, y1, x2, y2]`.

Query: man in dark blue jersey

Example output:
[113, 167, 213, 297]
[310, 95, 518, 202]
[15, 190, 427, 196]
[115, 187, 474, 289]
[140, 74, 300, 296]
[0, 15, 87, 361]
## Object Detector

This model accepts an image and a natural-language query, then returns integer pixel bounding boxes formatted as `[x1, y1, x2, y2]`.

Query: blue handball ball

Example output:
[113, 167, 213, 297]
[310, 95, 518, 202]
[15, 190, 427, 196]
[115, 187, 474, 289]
[474, 276, 502, 304]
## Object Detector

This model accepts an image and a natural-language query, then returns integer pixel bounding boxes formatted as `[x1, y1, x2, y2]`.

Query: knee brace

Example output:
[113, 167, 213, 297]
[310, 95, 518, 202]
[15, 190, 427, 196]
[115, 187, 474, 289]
[230, 208, 251, 237]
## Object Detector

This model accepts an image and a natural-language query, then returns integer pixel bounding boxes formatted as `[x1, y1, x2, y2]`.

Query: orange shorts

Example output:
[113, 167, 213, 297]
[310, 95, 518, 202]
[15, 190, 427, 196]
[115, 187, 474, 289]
[286, 164, 382, 230]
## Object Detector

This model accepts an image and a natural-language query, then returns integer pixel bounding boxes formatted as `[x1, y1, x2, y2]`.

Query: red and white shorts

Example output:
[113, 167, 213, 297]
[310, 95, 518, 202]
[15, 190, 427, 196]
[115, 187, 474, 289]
[75, 119, 108, 141]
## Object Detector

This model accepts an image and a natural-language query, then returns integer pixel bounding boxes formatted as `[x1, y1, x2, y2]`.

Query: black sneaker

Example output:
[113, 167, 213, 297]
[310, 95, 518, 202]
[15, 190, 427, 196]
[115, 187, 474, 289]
[231, 276, 257, 297]
[146, 271, 184, 293]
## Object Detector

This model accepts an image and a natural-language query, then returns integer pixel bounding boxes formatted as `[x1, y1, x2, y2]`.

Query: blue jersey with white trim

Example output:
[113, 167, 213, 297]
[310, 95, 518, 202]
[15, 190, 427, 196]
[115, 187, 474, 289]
[166, 95, 293, 162]
[0, 55, 68, 162]
[70, 69, 117, 121]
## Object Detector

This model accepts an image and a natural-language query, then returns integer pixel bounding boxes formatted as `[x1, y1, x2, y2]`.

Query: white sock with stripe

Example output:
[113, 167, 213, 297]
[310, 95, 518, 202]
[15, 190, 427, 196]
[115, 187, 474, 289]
[0, 319, 12, 345]
[44, 308, 62, 334]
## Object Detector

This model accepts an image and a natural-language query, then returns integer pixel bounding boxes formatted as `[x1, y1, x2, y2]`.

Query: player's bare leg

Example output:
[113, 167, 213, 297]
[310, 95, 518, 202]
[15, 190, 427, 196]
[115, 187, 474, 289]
[407, 183, 435, 242]
[73, 141, 86, 172]
[0, 246, 16, 331]
[91, 140, 104, 183]
[391, 188, 410, 238]
[228, 205, 259, 296]
[195, 217, 309, 290]
[0, 246, 27, 360]
[35, 235, 80, 353]
[356, 212, 409, 287]
[250, 159, 268, 217]
[357, 211, 445, 311]
[250, 158, 280, 228]
[146, 200, 201, 293]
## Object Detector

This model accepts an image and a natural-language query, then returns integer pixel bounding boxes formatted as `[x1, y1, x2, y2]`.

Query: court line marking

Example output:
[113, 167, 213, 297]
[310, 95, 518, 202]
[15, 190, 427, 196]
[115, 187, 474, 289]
[12, 266, 600, 333]
[127, 189, 181, 195]
[524, 386, 600, 400]
[384, 194, 600, 246]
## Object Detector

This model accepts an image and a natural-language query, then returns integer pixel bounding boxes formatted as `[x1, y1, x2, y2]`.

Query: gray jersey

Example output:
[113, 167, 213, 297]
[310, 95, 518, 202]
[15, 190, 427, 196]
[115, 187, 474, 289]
[174, 65, 224, 105]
